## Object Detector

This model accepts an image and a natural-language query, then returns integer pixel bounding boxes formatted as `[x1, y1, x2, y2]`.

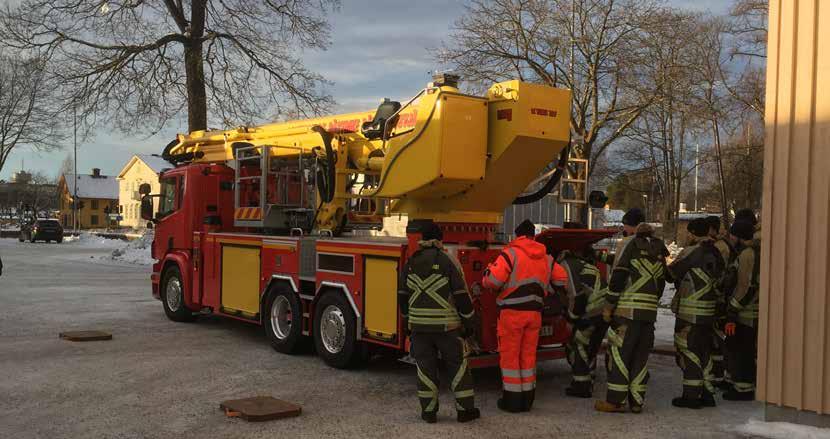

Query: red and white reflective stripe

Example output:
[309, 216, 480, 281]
[520, 367, 536, 390]
[502, 368, 523, 391]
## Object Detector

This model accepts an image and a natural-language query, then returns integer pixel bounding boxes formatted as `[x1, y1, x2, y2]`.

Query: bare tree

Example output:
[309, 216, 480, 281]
[0, 0, 338, 133]
[729, 0, 768, 59]
[439, 0, 662, 176]
[613, 10, 705, 240]
[0, 55, 63, 177]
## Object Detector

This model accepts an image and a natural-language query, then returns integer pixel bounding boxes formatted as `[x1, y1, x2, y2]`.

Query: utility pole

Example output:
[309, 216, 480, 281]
[73, 105, 78, 232]
[694, 143, 699, 212]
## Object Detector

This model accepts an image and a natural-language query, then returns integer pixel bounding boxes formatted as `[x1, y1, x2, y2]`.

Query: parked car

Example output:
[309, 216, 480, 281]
[19, 219, 64, 243]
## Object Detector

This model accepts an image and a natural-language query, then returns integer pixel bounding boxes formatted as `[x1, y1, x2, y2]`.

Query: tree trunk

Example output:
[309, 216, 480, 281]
[711, 118, 729, 223]
[184, 42, 208, 132]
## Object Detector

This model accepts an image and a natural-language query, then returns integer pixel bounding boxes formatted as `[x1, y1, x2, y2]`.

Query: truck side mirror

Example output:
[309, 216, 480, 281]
[140, 196, 154, 221]
[588, 190, 608, 209]
[138, 183, 152, 196]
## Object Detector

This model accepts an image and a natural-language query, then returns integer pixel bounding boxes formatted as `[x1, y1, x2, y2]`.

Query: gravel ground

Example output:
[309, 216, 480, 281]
[0, 238, 763, 438]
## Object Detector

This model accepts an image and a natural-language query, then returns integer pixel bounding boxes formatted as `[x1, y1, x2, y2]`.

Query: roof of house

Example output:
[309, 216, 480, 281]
[118, 154, 172, 178]
[62, 174, 119, 200]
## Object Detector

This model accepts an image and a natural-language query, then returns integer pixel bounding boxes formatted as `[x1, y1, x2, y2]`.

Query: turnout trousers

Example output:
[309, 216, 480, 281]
[411, 330, 475, 414]
[566, 317, 609, 393]
[674, 320, 715, 400]
[726, 323, 757, 395]
[606, 317, 654, 408]
[498, 309, 542, 411]
[711, 324, 727, 387]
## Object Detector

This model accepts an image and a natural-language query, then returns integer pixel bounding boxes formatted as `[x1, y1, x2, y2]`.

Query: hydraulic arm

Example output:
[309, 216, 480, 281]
[162, 75, 571, 235]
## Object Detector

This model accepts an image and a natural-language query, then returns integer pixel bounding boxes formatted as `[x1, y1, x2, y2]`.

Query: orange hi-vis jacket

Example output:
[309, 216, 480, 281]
[483, 236, 564, 310]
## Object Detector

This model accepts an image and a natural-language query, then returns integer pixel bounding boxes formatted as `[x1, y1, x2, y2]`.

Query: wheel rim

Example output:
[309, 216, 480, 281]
[166, 276, 182, 312]
[270, 295, 292, 340]
[320, 304, 346, 354]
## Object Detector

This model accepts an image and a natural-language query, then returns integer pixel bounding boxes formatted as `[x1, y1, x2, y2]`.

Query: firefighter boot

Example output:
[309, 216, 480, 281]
[457, 408, 480, 423]
[722, 390, 754, 401]
[421, 411, 437, 423]
[594, 400, 626, 413]
[497, 393, 524, 413]
[522, 389, 536, 412]
[671, 397, 703, 409]
[565, 381, 593, 398]
[701, 391, 717, 407]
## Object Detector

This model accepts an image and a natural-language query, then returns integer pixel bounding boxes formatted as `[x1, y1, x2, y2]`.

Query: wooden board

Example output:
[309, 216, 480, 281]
[219, 396, 301, 422]
[59, 331, 112, 342]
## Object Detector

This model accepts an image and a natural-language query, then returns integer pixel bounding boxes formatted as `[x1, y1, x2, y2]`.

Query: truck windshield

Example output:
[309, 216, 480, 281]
[158, 177, 177, 218]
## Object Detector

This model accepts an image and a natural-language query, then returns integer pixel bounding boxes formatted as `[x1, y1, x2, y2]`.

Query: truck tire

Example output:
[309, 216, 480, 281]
[263, 287, 305, 354]
[313, 291, 365, 369]
[161, 265, 196, 322]
[56, 236, 63, 244]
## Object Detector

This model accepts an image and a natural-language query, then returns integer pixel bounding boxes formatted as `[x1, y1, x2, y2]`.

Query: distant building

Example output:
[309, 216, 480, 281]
[58, 169, 119, 229]
[117, 155, 171, 229]
[0, 172, 58, 221]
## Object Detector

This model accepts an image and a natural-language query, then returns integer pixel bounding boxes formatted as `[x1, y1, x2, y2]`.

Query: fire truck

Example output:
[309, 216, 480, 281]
[140, 74, 614, 368]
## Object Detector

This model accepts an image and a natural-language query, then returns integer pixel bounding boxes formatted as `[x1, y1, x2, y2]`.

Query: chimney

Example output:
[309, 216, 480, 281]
[92, 168, 101, 178]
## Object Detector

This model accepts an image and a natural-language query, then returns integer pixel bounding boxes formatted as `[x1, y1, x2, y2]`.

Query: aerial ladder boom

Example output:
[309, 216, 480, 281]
[163, 75, 571, 235]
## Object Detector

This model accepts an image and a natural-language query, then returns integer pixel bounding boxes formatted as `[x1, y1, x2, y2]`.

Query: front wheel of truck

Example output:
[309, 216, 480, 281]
[161, 265, 196, 322]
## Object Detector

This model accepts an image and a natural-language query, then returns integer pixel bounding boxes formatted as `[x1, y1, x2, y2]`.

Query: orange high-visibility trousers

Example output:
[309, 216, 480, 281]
[498, 309, 542, 412]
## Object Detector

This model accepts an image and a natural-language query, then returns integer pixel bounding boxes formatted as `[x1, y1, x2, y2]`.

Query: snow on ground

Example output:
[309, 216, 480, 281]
[655, 308, 676, 347]
[63, 232, 124, 248]
[103, 232, 154, 265]
[735, 419, 830, 439]
[62, 231, 155, 265]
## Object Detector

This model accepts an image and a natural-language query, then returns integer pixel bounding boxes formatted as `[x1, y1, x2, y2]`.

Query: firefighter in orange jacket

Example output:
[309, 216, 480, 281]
[482, 219, 556, 412]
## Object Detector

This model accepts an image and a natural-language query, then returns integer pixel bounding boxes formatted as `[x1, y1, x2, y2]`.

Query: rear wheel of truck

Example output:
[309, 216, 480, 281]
[313, 291, 365, 369]
[264, 287, 305, 354]
[161, 265, 196, 322]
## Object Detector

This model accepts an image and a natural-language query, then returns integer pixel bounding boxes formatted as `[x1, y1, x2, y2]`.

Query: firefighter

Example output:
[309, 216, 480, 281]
[482, 219, 552, 413]
[595, 208, 669, 414]
[706, 215, 734, 390]
[668, 218, 725, 409]
[723, 220, 760, 401]
[559, 243, 609, 398]
[397, 222, 480, 423]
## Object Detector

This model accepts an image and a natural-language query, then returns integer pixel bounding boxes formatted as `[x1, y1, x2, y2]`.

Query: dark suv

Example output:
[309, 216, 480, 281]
[19, 219, 64, 243]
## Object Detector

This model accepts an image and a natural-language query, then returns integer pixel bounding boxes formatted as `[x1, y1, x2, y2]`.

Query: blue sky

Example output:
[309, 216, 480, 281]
[1, 0, 728, 180]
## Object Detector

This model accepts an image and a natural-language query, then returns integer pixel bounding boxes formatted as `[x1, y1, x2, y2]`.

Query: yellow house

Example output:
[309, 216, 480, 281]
[117, 155, 171, 229]
[58, 169, 119, 229]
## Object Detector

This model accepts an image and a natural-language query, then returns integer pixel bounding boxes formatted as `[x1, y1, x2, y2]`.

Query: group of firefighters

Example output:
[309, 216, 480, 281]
[397, 208, 761, 423]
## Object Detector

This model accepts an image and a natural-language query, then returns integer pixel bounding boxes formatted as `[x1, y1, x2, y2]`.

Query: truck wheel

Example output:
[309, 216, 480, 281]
[264, 287, 305, 354]
[161, 265, 196, 322]
[56, 237, 63, 244]
[313, 291, 365, 369]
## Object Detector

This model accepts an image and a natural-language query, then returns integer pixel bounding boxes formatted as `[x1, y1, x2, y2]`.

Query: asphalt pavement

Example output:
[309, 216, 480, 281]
[0, 238, 762, 438]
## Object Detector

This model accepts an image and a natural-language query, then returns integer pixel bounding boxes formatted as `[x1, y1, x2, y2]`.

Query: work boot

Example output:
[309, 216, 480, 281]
[722, 390, 754, 401]
[565, 386, 593, 398]
[421, 411, 437, 423]
[594, 400, 626, 413]
[701, 392, 717, 407]
[497, 398, 523, 413]
[715, 381, 732, 391]
[629, 404, 643, 414]
[671, 397, 702, 409]
[457, 408, 480, 423]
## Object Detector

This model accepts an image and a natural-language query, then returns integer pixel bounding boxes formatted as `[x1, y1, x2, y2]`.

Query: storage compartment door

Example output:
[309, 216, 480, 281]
[221, 245, 261, 317]
[364, 257, 399, 339]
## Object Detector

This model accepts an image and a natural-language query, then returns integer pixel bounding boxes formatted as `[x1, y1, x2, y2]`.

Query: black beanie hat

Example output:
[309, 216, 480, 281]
[730, 220, 755, 241]
[420, 222, 443, 241]
[735, 209, 757, 226]
[705, 215, 721, 233]
[687, 218, 710, 238]
[622, 208, 645, 226]
[515, 219, 536, 238]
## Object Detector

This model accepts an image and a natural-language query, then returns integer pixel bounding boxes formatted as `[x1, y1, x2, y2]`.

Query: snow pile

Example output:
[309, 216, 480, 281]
[64, 233, 124, 248]
[107, 232, 155, 265]
[735, 419, 830, 439]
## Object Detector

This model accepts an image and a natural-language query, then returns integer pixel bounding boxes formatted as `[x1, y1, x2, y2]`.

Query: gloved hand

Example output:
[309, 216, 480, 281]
[602, 306, 614, 323]
[724, 322, 736, 337]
